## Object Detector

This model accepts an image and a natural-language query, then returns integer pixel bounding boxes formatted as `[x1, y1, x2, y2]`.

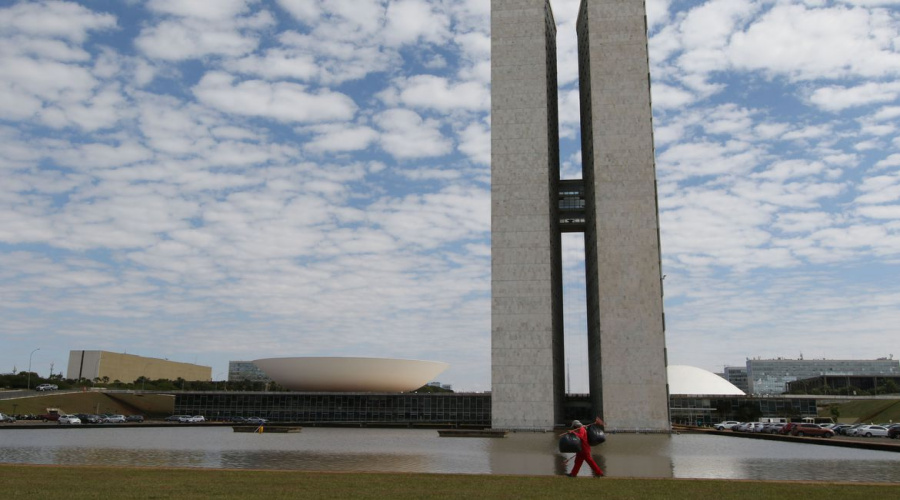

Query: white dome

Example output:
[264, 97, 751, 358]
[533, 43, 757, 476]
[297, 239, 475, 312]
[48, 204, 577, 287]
[667, 365, 745, 396]
[252, 357, 449, 392]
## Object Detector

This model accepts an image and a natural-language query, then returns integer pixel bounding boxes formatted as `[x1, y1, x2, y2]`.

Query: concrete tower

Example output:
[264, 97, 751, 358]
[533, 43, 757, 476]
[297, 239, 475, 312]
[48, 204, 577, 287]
[491, 0, 565, 430]
[491, 0, 669, 431]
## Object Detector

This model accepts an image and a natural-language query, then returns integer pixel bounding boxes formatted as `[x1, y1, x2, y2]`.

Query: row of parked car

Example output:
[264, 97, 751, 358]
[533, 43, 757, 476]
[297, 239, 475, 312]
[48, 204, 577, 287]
[164, 415, 207, 423]
[162, 415, 268, 424]
[831, 423, 899, 438]
[58, 414, 144, 425]
[715, 420, 900, 438]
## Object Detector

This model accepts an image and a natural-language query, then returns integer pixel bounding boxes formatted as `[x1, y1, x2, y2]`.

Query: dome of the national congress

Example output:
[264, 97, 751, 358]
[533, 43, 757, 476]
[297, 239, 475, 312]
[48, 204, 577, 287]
[667, 365, 745, 396]
[252, 357, 449, 392]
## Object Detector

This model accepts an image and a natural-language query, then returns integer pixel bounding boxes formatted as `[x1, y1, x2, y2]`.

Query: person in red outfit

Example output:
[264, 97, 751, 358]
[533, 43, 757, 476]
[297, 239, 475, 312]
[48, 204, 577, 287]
[563, 417, 605, 477]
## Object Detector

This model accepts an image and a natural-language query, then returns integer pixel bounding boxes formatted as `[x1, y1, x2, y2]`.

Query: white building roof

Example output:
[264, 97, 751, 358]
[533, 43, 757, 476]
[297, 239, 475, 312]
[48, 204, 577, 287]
[668, 365, 745, 396]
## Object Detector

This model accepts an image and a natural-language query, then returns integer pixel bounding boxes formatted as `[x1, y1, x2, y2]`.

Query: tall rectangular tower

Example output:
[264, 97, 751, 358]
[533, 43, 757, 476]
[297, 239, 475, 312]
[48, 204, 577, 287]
[491, 0, 565, 430]
[577, 0, 669, 430]
[491, 0, 668, 431]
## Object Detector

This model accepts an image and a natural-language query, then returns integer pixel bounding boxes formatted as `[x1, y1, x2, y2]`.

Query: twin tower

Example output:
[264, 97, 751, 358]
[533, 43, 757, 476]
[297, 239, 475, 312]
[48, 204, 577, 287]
[491, 0, 669, 430]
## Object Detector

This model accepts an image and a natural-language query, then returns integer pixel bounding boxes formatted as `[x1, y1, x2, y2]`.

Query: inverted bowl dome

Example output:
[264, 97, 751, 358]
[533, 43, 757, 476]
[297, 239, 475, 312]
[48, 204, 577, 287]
[251, 357, 449, 392]
[667, 365, 745, 396]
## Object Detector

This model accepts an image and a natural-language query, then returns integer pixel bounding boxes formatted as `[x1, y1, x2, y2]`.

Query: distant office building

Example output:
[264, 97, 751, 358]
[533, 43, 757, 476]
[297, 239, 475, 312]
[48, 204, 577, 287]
[746, 358, 900, 395]
[66, 350, 211, 383]
[228, 361, 271, 382]
[722, 366, 749, 394]
[786, 374, 900, 395]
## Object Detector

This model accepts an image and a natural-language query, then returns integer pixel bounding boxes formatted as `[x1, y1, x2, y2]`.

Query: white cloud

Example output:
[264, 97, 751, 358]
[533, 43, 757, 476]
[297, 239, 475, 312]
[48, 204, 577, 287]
[651, 82, 697, 109]
[135, 4, 273, 61]
[375, 108, 452, 159]
[727, 4, 900, 81]
[192, 71, 357, 123]
[2, 0, 899, 393]
[457, 119, 490, 166]
[0, 0, 117, 43]
[304, 123, 379, 153]
[147, 0, 259, 21]
[808, 81, 900, 111]
[384, 75, 489, 112]
[225, 49, 319, 81]
[383, 0, 450, 47]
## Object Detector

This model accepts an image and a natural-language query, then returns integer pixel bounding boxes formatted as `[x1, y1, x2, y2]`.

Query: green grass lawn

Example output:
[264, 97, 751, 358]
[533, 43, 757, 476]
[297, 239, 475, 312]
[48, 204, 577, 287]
[1, 465, 897, 500]
[828, 399, 900, 424]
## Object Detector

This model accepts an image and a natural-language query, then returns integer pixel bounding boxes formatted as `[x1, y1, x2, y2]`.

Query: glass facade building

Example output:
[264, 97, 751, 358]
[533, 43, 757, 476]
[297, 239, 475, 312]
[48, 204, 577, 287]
[669, 396, 818, 426]
[227, 361, 271, 383]
[722, 366, 748, 393]
[175, 392, 491, 427]
[746, 358, 900, 395]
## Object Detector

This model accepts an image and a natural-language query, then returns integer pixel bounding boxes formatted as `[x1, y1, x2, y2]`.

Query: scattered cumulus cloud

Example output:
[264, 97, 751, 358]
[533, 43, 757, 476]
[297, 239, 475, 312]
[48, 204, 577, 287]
[0, 0, 898, 391]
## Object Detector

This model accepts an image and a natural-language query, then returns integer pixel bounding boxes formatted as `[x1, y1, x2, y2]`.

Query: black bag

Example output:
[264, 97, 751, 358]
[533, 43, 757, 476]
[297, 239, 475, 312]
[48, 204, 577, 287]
[587, 425, 606, 446]
[558, 433, 582, 453]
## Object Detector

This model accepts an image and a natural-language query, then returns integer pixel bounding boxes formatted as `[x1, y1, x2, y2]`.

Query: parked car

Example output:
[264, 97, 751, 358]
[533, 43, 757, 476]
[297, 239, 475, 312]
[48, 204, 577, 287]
[35, 383, 58, 391]
[243, 417, 268, 425]
[855, 425, 889, 438]
[178, 415, 205, 423]
[735, 422, 764, 432]
[166, 415, 190, 422]
[762, 423, 784, 434]
[845, 424, 864, 436]
[38, 411, 61, 422]
[779, 422, 800, 435]
[0, 412, 16, 423]
[58, 414, 82, 425]
[830, 424, 852, 435]
[714, 421, 741, 431]
[126, 415, 144, 423]
[888, 424, 900, 439]
[103, 415, 126, 424]
[791, 423, 834, 438]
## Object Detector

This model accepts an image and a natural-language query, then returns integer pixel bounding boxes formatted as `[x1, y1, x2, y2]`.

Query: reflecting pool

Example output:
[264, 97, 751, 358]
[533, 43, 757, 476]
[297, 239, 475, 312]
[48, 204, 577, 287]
[0, 428, 897, 482]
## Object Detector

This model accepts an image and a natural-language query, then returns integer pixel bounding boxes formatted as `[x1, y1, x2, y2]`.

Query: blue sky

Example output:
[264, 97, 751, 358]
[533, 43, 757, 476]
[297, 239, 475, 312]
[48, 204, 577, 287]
[1, 0, 898, 392]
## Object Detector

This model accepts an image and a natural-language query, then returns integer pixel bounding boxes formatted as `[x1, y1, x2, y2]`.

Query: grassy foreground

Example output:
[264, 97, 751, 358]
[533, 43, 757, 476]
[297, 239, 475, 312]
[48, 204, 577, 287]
[2, 465, 897, 500]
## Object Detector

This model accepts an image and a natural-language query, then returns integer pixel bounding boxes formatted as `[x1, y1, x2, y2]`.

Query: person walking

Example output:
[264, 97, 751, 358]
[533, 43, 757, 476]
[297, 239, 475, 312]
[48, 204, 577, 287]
[563, 417, 605, 477]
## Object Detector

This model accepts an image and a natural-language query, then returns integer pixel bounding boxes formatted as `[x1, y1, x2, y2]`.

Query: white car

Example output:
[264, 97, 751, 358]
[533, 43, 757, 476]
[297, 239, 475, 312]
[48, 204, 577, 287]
[762, 423, 784, 434]
[714, 421, 741, 431]
[855, 425, 889, 437]
[179, 415, 205, 423]
[35, 383, 58, 391]
[58, 414, 82, 425]
[103, 415, 126, 423]
[845, 425, 864, 436]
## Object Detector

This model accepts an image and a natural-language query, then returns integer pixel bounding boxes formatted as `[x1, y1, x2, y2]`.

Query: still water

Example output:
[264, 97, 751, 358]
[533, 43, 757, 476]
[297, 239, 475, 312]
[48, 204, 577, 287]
[1, 427, 898, 482]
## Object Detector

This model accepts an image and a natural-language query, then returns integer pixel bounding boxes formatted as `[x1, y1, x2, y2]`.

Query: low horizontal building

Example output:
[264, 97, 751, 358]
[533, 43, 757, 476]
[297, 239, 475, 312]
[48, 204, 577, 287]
[66, 350, 211, 383]
[175, 391, 490, 426]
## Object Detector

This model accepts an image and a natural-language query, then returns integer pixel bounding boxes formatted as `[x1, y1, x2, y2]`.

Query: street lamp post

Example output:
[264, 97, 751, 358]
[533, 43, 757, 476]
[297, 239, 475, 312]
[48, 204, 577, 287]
[27, 348, 40, 390]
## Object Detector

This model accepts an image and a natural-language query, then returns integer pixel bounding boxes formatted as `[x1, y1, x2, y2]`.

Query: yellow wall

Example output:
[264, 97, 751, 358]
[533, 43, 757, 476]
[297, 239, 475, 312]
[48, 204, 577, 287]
[67, 350, 211, 382]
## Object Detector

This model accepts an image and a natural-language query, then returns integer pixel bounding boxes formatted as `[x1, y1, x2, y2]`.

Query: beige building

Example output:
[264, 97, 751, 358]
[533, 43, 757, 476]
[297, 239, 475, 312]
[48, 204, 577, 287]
[66, 350, 211, 383]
